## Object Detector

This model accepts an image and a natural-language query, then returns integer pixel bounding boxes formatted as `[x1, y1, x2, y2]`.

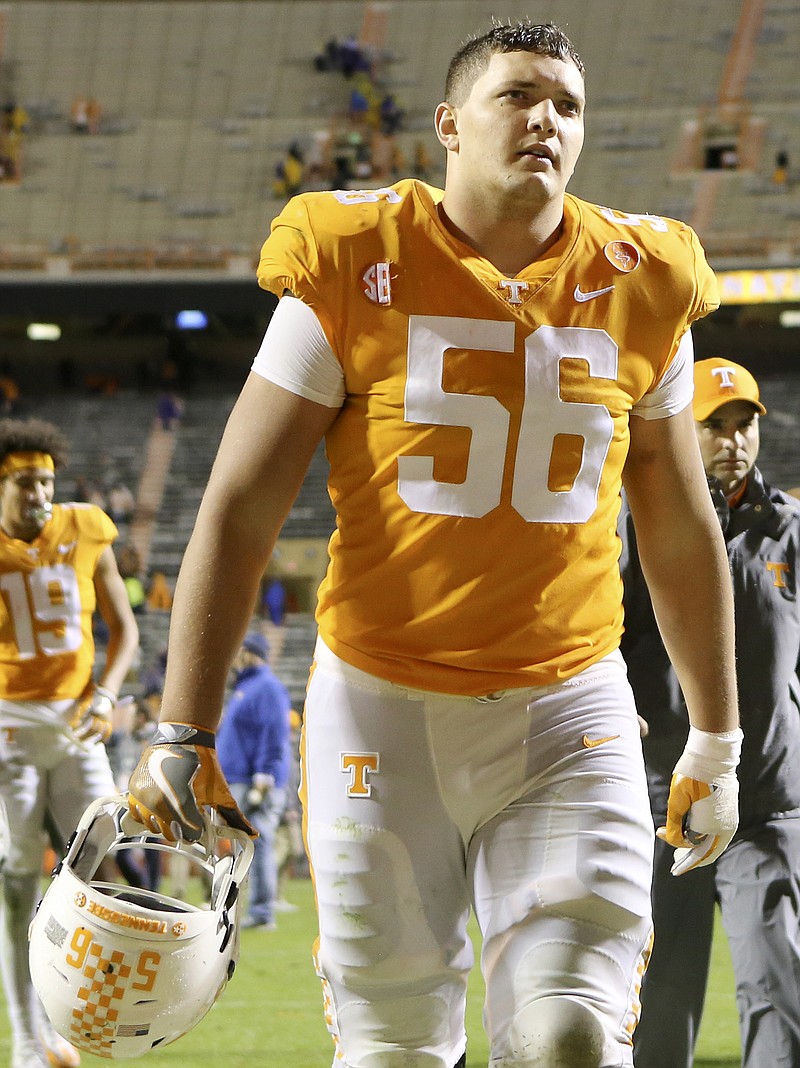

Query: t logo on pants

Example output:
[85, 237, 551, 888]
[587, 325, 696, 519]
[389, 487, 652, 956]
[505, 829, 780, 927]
[340, 753, 380, 798]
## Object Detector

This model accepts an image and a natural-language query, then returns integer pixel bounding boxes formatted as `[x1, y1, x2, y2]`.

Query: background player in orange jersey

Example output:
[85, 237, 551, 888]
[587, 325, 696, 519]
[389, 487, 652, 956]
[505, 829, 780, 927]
[129, 21, 741, 1067]
[0, 418, 138, 1068]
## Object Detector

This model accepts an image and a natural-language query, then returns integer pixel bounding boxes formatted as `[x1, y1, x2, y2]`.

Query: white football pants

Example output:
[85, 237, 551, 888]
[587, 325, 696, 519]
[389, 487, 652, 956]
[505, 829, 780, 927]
[302, 640, 654, 1068]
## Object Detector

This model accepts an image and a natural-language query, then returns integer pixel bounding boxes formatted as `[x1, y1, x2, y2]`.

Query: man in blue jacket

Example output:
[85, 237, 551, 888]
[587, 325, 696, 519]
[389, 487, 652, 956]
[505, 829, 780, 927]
[621, 358, 800, 1068]
[217, 631, 292, 929]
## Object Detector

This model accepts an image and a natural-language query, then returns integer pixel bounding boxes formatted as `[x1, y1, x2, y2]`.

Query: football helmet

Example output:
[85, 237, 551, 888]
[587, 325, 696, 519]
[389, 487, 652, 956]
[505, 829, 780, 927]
[29, 794, 254, 1060]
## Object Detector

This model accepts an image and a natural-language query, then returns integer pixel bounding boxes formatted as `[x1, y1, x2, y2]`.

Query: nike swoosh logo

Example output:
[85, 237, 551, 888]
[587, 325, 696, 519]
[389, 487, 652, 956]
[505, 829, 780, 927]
[574, 284, 615, 303]
[147, 748, 199, 827]
[582, 734, 621, 748]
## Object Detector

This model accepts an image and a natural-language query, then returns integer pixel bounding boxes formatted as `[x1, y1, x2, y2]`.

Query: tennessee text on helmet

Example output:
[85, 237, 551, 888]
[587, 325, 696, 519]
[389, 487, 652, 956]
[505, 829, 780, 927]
[28, 795, 254, 1060]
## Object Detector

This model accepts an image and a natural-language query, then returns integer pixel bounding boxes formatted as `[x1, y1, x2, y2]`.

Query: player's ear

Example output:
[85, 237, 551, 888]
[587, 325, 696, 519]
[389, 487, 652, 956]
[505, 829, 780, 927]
[435, 102, 459, 152]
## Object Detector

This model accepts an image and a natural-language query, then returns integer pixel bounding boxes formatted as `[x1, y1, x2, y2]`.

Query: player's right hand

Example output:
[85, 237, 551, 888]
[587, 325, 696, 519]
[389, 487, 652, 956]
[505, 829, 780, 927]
[127, 722, 257, 842]
[70, 685, 116, 745]
[658, 725, 742, 876]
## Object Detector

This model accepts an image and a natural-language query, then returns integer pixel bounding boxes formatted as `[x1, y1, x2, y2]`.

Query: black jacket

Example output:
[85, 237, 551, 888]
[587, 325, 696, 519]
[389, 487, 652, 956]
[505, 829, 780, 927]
[619, 467, 800, 828]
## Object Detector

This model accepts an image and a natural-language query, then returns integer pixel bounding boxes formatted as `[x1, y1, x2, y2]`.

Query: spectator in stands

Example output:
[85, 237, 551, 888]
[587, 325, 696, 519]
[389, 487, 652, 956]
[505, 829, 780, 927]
[156, 390, 184, 431]
[353, 134, 374, 181]
[1, 102, 28, 138]
[86, 97, 102, 135]
[411, 138, 432, 182]
[72, 475, 90, 503]
[70, 95, 89, 133]
[313, 36, 343, 73]
[0, 371, 20, 415]
[389, 139, 407, 181]
[348, 83, 371, 125]
[0, 152, 18, 183]
[117, 544, 146, 614]
[339, 34, 364, 78]
[0, 102, 28, 182]
[773, 146, 790, 187]
[75, 478, 106, 511]
[107, 480, 135, 525]
[84, 372, 119, 395]
[273, 142, 305, 199]
[146, 571, 173, 612]
[622, 359, 800, 1068]
[261, 576, 286, 626]
[87, 480, 108, 510]
[331, 132, 357, 188]
[369, 131, 395, 183]
[139, 645, 168, 697]
[379, 92, 403, 136]
[305, 127, 332, 187]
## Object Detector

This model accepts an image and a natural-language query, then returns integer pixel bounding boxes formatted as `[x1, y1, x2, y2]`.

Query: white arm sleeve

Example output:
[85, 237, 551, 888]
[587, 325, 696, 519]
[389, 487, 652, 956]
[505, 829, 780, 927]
[251, 296, 345, 408]
[631, 330, 694, 420]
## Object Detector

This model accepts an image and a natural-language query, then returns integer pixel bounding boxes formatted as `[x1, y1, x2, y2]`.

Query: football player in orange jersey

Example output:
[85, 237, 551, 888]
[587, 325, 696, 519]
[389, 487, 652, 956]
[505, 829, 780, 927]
[129, 21, 741, 1068]
[0, 418, 139, 1068]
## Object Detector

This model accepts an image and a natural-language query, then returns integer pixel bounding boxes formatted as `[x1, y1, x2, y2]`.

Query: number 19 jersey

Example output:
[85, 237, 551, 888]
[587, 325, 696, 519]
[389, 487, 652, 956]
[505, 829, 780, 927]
[0, 503, 117, 701]
[257, 179, 719, 694]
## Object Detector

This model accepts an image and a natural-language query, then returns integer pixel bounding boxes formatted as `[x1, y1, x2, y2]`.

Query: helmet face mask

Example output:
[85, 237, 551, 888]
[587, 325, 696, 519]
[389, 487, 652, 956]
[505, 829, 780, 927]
[29, 796, 254, 1060]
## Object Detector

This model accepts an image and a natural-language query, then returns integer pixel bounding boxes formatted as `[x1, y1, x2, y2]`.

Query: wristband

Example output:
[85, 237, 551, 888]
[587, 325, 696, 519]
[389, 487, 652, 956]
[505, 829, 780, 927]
[678, 726, 743, 780]
[151, 721, 217, 748]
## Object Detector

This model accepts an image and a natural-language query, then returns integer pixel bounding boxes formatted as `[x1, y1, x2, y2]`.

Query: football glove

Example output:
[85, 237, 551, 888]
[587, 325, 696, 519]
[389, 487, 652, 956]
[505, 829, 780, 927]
[658, 725, 743, 876]
[128, 721, 257, 843]
[70, 684, 116, 745]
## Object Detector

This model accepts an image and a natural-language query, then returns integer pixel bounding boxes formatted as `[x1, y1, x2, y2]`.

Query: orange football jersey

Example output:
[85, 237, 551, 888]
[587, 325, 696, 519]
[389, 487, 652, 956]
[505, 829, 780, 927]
[0, 503, 117, 700]
[258, 179, 719, 694]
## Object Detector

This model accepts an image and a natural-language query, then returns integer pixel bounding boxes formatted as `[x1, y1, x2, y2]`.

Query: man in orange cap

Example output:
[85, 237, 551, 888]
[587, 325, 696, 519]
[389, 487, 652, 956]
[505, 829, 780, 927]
[691, 357, 766, 501]
[620, 358, 800, 1068]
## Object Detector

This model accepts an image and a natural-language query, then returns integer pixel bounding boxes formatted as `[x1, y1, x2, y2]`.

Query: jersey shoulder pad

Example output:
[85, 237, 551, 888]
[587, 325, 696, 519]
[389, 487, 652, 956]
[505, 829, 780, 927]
[258, 179, 441, 300]
[572, 195, 698, 251]
[58, 502, 118, 545]
[569, 195, 719, 319]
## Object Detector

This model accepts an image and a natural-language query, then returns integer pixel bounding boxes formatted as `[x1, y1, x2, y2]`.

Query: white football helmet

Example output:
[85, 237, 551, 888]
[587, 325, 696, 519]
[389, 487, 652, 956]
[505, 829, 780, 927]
[29, 795, 254, 1060]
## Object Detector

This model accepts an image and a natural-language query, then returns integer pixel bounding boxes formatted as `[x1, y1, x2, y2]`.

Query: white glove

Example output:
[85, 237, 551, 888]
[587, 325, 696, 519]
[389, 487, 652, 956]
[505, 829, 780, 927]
[70, 685, 116, 744]
[658, 726, 743, 876]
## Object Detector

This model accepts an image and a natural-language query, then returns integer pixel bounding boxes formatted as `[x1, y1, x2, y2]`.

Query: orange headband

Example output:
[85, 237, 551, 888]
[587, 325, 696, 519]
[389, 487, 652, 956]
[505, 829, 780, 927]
[0, 451, 56, 478]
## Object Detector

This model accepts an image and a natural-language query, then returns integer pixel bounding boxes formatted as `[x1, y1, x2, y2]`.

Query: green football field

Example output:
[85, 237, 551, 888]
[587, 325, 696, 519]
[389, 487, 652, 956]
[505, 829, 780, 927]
[0, 876, 740, 1067]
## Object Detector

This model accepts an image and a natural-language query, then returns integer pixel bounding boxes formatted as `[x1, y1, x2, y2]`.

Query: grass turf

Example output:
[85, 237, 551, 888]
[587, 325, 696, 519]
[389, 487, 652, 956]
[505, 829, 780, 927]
[1, 876, 740, 1066]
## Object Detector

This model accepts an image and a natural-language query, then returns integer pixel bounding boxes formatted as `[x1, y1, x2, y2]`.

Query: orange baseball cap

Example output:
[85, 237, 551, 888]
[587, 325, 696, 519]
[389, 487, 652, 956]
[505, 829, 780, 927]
[692, 357, 767, 421]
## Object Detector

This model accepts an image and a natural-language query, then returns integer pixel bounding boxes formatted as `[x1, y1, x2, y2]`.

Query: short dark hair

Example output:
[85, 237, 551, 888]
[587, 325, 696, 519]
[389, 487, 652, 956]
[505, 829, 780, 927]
[445, 20, 584, 106]
[0, 418, 69, 469]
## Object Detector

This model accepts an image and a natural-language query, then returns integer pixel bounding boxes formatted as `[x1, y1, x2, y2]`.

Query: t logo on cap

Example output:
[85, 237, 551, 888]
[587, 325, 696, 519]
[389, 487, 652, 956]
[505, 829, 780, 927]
[692, 357, 767, 421]
[712, 366, 738, 391]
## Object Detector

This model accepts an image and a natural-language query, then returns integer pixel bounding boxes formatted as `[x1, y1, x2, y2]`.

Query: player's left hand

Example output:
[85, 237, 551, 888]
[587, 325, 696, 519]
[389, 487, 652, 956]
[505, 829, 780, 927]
[70, 685, 116, 744]
[658, 725, 743, 876]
